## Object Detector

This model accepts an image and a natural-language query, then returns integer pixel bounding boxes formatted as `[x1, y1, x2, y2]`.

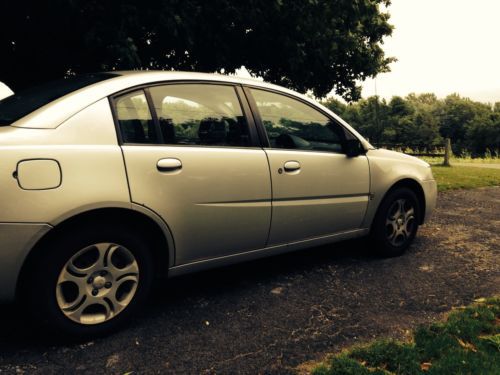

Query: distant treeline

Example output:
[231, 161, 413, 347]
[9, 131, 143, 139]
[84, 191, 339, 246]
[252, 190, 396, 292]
[322, 93, 500, 157]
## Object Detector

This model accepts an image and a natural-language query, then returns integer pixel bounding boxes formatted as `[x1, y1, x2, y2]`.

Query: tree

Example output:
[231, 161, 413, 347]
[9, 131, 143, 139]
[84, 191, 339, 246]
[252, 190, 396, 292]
[356, 96, 390, 144]
[402, 93, 441, 147]
[463, 101, 500, 156]
[435, 94, 480, 154]
[322, 97, 348, 120]
[389, 96, 413, 118]
[386, 96, 414, 143]
[322, 92, 497, 157]
[0, 0, 394, 100]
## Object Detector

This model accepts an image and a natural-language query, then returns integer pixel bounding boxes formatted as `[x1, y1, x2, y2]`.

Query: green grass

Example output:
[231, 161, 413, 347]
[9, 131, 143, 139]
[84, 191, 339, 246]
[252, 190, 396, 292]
[312, 297, 500, 375]
[416, 155, 500, 191]
[420, 156, 500, 165]
[431, 165, 500, 191]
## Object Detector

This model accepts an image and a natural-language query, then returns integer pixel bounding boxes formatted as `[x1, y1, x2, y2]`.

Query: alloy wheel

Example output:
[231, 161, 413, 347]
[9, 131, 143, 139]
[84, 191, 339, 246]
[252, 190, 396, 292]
[385, 198, 416, 247]
[56, 243, 139, 325]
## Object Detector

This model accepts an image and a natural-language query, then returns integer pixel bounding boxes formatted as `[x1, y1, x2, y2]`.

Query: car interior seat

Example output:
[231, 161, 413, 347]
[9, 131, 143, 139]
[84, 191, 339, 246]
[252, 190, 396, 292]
[198, 118, 228, 145]
[159, 117, 176, 144]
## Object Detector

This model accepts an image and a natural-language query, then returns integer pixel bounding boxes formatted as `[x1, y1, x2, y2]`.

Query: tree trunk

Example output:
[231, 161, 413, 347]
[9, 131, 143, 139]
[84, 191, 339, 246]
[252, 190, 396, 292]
[443, 138, 452, 166]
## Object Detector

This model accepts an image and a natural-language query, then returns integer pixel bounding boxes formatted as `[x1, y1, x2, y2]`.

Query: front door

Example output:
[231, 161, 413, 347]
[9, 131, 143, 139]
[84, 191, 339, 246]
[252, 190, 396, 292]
[247, 88, 370, 245]
[114, 84, 272, 264]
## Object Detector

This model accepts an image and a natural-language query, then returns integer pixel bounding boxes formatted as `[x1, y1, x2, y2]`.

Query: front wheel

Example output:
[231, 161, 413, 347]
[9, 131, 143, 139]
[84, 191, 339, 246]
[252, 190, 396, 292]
[370, 187, 421, 257]
[23, 225, 154, 338]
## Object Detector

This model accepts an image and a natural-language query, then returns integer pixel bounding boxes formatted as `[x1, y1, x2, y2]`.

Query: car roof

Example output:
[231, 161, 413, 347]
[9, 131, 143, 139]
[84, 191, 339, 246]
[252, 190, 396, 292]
[114, 70, 270, 87]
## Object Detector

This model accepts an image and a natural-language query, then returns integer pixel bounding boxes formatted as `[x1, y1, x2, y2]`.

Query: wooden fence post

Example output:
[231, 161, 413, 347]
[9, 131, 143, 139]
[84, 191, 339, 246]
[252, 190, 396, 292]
[443, 138, 451, 166]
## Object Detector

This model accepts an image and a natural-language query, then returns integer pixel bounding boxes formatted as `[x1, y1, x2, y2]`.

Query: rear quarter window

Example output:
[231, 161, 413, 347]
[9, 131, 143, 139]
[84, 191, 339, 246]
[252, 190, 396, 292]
[0, 73, 118, 126]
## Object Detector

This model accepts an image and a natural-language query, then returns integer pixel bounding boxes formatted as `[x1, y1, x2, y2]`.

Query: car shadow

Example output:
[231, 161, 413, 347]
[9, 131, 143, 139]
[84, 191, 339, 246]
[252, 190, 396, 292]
[0, 238, 379, 346]
[150, 238, 377, 303]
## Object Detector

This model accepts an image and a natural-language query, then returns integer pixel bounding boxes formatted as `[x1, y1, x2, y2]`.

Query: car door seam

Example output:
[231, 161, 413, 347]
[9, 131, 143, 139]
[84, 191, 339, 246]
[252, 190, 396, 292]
[263, 149, 274, 247]
[119, 146, 133, 203]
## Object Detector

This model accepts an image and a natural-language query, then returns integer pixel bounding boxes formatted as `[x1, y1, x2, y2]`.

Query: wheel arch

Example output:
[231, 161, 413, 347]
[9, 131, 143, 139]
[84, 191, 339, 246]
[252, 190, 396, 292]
[16, 207, 172, 298]
[375, 178, 426, 226]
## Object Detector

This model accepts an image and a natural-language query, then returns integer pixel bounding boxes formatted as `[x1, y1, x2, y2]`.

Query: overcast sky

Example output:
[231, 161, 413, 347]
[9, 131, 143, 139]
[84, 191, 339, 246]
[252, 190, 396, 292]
[361, 0, 500, 103]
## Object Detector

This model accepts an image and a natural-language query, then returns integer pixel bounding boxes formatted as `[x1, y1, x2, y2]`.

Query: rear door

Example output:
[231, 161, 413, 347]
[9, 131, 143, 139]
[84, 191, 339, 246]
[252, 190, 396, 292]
[113, 83, 271, 265]
[245, 87, 370, 245]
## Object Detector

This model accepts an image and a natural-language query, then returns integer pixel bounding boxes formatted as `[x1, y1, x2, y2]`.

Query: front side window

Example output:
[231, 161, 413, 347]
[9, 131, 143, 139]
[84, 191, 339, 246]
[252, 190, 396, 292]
[115, 91, 158, 144]
[250, 88, 346, 153]
[149, 84, 251, 147]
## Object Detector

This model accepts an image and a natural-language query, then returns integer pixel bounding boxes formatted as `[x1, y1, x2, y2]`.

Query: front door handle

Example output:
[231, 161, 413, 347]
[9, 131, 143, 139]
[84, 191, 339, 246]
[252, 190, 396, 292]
[283, 160, 301, 172]
[157, 158, 182, 172]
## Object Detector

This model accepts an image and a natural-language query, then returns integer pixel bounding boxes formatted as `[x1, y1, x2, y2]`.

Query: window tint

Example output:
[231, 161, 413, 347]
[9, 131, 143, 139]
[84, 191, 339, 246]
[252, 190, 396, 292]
[115, 91, 158, 144]
[250, 89, 346, 153]
[149, 84, 251, 147]
[0, 73, 118, 126]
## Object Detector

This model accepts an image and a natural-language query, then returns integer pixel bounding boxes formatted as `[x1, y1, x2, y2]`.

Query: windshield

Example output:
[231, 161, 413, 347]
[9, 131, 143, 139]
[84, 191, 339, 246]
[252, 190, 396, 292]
[0, 73, 119, 126]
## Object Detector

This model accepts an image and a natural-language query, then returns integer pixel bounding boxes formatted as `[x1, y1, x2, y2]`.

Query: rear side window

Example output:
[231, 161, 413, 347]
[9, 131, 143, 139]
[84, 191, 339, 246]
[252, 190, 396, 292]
[115, 91, 158, 144]
[148, 84, 251, 147]
[0, 73, 118, 126]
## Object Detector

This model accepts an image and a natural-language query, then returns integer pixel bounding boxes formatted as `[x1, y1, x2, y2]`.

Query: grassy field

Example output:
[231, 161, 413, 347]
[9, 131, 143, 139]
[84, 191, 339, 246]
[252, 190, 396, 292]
[421, 156, 500, 165]
[311, 297, 500, 375]
[431, 165, 500, 191]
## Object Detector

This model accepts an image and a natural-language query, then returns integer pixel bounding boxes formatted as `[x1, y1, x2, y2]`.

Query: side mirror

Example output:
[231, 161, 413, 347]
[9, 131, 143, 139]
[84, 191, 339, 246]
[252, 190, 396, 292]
[344, 139, 365, 157]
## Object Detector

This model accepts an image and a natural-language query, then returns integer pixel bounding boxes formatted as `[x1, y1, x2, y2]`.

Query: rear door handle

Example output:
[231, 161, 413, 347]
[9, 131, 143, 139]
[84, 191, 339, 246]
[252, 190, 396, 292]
[283, 160, 301, 172]
[157, 158, 182, 172]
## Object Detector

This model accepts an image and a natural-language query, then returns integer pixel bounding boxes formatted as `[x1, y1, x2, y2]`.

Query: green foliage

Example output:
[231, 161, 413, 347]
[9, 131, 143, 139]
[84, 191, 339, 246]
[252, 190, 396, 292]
[312, 355, 383, 375]
[0, 0, 394, 100]
[350, 340, 420, 374]
[314, 297, 500, 375]
[322, 93, 500, 157]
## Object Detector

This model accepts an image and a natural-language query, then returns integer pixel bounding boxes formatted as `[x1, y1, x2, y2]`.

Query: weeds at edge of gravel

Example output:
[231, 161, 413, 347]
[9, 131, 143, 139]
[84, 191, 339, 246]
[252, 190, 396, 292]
[307, 297, 500, 375]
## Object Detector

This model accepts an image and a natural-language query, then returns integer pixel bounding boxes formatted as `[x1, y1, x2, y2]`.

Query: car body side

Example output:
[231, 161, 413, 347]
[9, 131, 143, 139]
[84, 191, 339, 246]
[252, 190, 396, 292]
[0, 72, 437, 301]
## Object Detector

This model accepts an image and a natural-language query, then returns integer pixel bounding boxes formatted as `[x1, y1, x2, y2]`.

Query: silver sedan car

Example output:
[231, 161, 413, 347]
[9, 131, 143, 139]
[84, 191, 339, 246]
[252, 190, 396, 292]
[0, 71, 437, 336]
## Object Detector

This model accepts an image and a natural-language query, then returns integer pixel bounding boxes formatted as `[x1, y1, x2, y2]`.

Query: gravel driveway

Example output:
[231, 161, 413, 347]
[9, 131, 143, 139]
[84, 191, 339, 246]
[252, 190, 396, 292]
[0, 187, 498, 374]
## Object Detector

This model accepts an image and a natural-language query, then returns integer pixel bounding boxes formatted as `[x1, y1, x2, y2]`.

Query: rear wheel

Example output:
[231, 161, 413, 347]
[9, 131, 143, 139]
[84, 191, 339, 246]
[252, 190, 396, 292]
[24, 225, 154, 338]
[371, 187, 420, 257]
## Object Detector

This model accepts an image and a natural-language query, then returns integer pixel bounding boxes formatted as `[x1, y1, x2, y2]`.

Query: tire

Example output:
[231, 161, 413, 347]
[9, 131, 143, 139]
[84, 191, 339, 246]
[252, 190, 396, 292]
[370, 187, 421, 257]
[23, 224, 154, 338]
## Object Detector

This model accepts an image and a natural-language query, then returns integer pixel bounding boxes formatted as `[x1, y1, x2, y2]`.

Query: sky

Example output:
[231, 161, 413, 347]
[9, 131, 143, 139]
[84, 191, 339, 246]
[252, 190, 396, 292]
[360, 0, 500, 103]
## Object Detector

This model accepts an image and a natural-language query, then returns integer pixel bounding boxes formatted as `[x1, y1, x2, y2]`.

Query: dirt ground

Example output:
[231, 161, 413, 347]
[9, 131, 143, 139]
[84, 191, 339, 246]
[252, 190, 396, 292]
[0, 187, 498, 374]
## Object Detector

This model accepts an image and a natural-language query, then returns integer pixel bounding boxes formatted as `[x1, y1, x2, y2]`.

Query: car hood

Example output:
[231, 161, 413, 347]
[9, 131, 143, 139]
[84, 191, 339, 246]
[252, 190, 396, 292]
[367, 148, 430, 168]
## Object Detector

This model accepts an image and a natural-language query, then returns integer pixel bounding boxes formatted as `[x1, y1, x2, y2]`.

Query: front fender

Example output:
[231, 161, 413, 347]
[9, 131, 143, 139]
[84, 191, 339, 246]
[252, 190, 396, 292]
[362, 149, 436, 228]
